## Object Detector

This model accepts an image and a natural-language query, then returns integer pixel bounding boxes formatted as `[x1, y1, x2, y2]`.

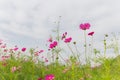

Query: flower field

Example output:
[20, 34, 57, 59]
[0, 23, 120, 80]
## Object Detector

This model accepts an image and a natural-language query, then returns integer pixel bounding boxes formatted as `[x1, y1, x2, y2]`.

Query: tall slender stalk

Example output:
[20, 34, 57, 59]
[67, 44, 75, 57]
[112, 33, 119, 56]
[89, 36, 94, 62]
[104, 37, 107, 58]
[91, 36, 93, 54]
[84, 30, 87, 63]
[74, 43, 81, 63]
[55, 16, 61, 63]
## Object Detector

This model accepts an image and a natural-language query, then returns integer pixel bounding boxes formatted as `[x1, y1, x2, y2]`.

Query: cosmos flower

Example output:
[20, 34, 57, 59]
[79, 23, 90, 30]
[49, 41, 58, 49]
[64, 37, 72, 43]
[21, 47, 26, 52]
[45, 74, 55, 80]
[88, 32, 94, 36]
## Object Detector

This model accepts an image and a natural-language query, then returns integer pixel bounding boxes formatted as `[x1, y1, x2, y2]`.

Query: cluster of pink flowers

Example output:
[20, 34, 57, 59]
[11, 66, 21, 73]
[38, 74, 55, 80]
[1, 44, 6, 48]
[11, 66, 17, 72]
[34, 50, 44, 56]
[47, 37, 58, 49]
[62, 32, 72, 43]
[79, 23, 94, 36]
[62, 32, 67, 40]
[1, 55, 10, 61]
[13, 46, 26, 52]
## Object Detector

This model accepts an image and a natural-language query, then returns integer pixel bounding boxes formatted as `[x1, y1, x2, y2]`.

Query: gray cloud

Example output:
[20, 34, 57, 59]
[0, 0, 120, 48]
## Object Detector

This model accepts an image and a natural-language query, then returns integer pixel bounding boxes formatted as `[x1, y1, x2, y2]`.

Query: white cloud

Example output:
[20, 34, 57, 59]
[0, 0, 120, 49]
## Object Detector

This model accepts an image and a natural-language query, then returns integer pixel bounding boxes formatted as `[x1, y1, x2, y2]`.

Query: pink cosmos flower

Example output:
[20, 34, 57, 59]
[45, 74, 55, 80]
[14, 47, 19, 51]
[79, 23, 90, 30]
[45, 58, 48, 62]
[2, 62, 7, 66]
[65, 32, 67, 35]
[35, 50, 44, 56]
[53, 41, 57, 46]
[62, 34, 65, 40]
[62, 32, 67, 40]
[39, 50, 44, 53]
[34, 51, 40, 56]
[1, 56, 6, 61]
[1, 44, 6, 48]
[38, 78, 43, 80]
[88, 32, 94, 36]
[64, 37, 72, 43]
[1, 56, 10, 61]
[4, 49, 8, 52]
[11, 66, 17, 72]
[49, 44, 54, 49]
[49, 41, 58, 49]
[48, 37, 53, 42]
[21, 47, 26, 52]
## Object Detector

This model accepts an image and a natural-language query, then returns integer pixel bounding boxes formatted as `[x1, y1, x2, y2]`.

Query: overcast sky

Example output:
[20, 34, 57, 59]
[0, 0, 120, 50]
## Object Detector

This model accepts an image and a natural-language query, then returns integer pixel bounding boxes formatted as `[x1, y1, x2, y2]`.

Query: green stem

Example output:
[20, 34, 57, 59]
[104, 38, 106, 58]
[91, 36, 93, 55]
[89, 36, 94, 63]
[55, 16, 61, 63]
[59, 54, 70, 65]
[81, 66, 87, 80]
[74, 44, 81, 63]
[84, 30, 87, 63]
[67, 44, 75, 57]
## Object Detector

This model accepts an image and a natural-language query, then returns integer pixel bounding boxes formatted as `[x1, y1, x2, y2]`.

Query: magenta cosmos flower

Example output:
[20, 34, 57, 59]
[13, 47, 19, 51]
[49, 41, 58, 49]
[11, 66, 17, 72]
[48, 37, 52, 42]
[45, 74, 55, 80]
[34, 50, 43, 56]
[88, 31, 94, 36]
[39, 50, 44, 53]
[45, 58, 48, 62]
[38, 78, 43, 80]
[62, 32, 67, 40]
[79, 23, 90, 30]
[1, 44, 6, 48]
[64, 37, 72, 43]
[21, 47, 26, 52]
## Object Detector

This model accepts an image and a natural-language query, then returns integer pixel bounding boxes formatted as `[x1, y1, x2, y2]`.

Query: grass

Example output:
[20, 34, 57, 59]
[1, 56, 120, 80]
